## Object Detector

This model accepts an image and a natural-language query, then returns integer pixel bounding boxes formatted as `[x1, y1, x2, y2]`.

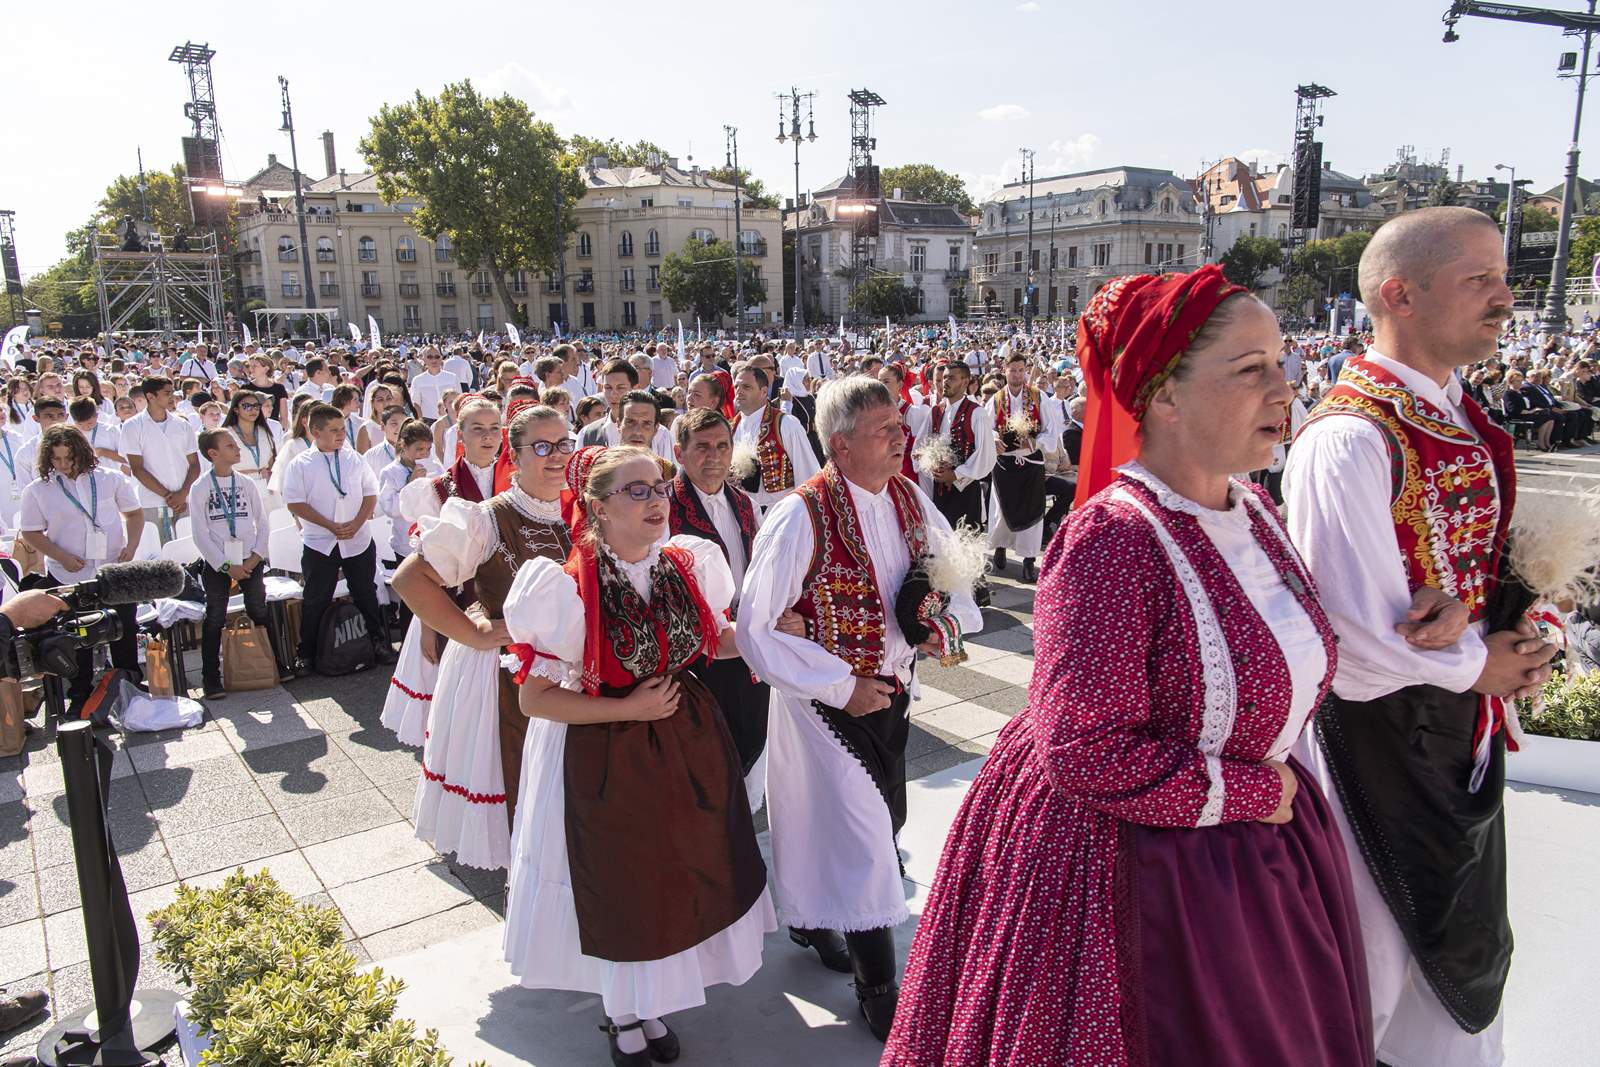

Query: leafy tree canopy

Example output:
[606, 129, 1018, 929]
[849, 273, 922, 320]
[567, 135, 669, 169]
[701, 165, 780, 211]
[880, 164, 975, 214]
[661, 237, 767, 324]
[1218, 235, 1283, 290]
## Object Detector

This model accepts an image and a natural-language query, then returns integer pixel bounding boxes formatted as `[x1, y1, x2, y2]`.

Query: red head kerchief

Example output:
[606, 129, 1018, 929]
[1073, 265, 1247, 507]
[562, 445, 607, 544]
[493, 394, 542, 495]
[712, 369, 736, 420]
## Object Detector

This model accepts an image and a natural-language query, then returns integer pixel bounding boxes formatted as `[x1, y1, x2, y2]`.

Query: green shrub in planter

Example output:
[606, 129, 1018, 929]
[1522, 670, 1600, 741]
[149, 870, 484, 1067]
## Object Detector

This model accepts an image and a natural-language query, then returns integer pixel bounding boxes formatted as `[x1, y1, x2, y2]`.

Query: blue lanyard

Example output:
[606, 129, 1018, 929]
[383, 442, 395, 463]
[240, 429, 262, 468]
[0, 434, 14, 480]
[323, 451, 346, 497]
[57, 474, 99, 529]
[211, 472, 238, 537]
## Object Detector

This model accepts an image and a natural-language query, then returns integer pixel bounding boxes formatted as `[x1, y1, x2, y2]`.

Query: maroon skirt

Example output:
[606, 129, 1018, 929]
[1119, 758, 1375, 1067]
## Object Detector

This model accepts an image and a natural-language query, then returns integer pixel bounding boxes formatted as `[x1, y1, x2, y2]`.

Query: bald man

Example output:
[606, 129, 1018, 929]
[1284, 207, 1555, 1067]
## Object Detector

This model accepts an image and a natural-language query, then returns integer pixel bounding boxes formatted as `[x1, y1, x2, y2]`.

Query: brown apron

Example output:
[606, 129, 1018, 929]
[472, 497, 570, 829]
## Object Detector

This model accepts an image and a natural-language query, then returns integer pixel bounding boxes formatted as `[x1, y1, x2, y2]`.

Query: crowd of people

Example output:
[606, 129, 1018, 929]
[0, 203, 1567, 1066]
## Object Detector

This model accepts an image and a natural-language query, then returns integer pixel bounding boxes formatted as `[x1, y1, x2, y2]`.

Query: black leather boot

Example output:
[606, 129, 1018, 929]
[844, 927, 899, 1042]
[1022, 557, 1037, 583]
[789, 926, 852, 973]
[991, 547, 1007, 574]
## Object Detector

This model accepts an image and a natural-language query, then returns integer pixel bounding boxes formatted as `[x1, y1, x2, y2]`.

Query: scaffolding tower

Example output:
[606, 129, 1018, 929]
[844, 88, 886, 327]
[1287, 83, 1336, 260]
[92, 229, 226, 342]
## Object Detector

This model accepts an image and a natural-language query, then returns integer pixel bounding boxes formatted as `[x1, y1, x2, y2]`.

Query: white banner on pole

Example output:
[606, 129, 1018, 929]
[368, 315, 382, 350]
[838, 316, 845, 340]
[948, 314, 958, 344]
[242, 323, 253, 346]
[196, 323, 203, 345]
[477, 330, 485, 349]
[1, 326, 28, 368]
[506, 323, 522, 346]
[349, 322, 362, 343]
[554, 322, 563, 339]
[696, 317, 702, 342]
[677, 320, 686, 364]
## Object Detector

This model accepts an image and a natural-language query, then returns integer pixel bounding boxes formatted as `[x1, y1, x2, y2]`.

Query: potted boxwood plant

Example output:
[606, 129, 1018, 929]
[1510, 670, 1600, 794]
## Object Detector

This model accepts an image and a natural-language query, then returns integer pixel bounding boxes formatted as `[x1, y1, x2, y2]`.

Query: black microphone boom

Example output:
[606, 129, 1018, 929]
[60, 560, 187, 608]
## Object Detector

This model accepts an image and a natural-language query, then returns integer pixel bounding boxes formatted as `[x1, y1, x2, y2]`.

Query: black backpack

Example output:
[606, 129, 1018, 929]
[316, 600, 375, 676]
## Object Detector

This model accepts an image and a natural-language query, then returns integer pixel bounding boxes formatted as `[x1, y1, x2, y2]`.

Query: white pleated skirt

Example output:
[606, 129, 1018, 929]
[503, 714, 776, 1020]
[380, 617, 436, 748]
[413, 641, 508, 870]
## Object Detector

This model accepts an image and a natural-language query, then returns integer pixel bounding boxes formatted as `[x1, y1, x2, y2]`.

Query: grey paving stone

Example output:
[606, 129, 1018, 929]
[148, 780, 273, 838]
[276, 787, 403, 848]
[0, 876, 38, 929]
[301, 821, 436, 890]
[444, 859, 506, 904]
[0, 802, 34, 878]
[913, 663, 1011, 701]
[360, 899, 503, 964]
[914, 701, 1015, 744]
[906, 722, 964, 761]
[906, 731, 1001, 782]
[969, 685, 1029, 717]
[329, 860, 476, 939]
[165, 812, 294, 880]
[133, 752, 254, 807]
[328, 723, 412, 759]
[244, 736, 374, 809]
[349, 746, 425, 787]
[0, 918, 46, 985]
[377, 775, 420, 817]
[969, 626, 1035, 653]
[36, 842, 177, 915]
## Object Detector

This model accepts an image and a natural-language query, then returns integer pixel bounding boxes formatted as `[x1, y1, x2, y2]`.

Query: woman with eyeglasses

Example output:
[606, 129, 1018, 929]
[224, 390, 283, 494]
[392, 404, 576, 868]
[495, 444, 774, 1067]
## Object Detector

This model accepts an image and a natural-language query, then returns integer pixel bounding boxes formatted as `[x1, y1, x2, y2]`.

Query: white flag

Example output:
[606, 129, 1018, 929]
[368, 315, 382, 350]
[885, 315, 892, 336]
[839, 316, 845, 340]
[196, 323, 203, 344]
[1059, 317, 1066, 344]
[696, 317, 702, 342]
[349, 322, 362, 343]
[477, 330, 485, 349]
[677, 320, 686, 364]
[554, 321, 563, 339]
[1, 326, 28, 368]
[506, 323, 522, 346]
[948, 314, 958, 344]
[242, 323, 253, 346]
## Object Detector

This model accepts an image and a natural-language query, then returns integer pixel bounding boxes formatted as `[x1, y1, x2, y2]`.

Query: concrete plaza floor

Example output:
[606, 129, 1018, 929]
[0, 569, 1592, 1065]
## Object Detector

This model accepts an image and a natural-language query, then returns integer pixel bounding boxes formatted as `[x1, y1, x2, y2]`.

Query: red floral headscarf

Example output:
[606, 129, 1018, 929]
[1073, 265, 1247, 506]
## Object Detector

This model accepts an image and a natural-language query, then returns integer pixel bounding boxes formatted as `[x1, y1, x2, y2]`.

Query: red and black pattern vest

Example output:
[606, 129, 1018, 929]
[995, 385, 1042, 436]
[791, 464, 931, 677]
[1298, 356, 1515, 621]
[932, 397, 978, 466]
[733, 404, 794, 494]
[897, 402, 917, 480]
[667, 474, 757, 566]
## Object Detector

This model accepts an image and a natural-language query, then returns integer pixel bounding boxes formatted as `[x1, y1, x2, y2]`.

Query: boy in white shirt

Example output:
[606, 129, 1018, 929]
[0, 406, 32, 534]
[408, 347, 455, 423]
[189, 430, 284, 698]
[282, 403, 393, 672]
[292, 358, 334, 405]
[121, 376, 200, 543]
[376, 419, 436, 562]
[20, 397, 68, 450]
[70, 396, 126, 469]
[363, 405, 408, 477]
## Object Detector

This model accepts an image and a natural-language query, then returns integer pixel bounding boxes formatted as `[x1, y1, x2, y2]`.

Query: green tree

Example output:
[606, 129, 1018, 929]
[1427, 180, 1461, 207]
[1519, 205, 1559, 234]
[1277, 273, 1325, 317]
[849, 273, 921, 319]
[879, 164, 975, 214]
[89, 164, 193, 243]
[660, 237, 766, 323]
[1218, 235, 1284, 290]
[701, 165, 780, 210]
[1289, 230, 1371, 302]
[361, 80, 582, 318]
[567, 135, 669, 168]
[1570, 217, 1600, 284]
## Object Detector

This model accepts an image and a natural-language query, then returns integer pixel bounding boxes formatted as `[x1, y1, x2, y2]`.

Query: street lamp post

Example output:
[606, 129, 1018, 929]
[777, 88, 817, 345]
[1046, 193, 1057, 321]
[1494, 163, 1519, 268]
[726, 125, 744, 343]
[1021, 148, 1036, 334]
[278, 76, 318, 338]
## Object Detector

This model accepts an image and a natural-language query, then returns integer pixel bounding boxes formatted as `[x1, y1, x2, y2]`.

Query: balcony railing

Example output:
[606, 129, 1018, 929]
[361, 284, 381, 297]
[235, 249, 260, 263]
[403, 319, 422, 331]
[244, 285, 266, 299]
[545, 281, 562, 293]
[472, 282, 493, 296]
[621, 279, 635, 292]
[398, 283, 420, 297]
[617, 244, 633, 257]
[575, 279, 594, 293]
[945, 267, 969, 280]
[477, 318, 495, 331]
[396, 249, 416, 262]
[358, 249, 378, 262]
[440, 318, 460, 332]
[738, 239, 768, 257]
[436, 283, 457, 296]
[282, 284, 303, 298]
[510, 283, 528, 295]
[434, 248, 453, 262]
[319, 283, 340, 297]
[647, 281, 660, 292]
[316, 249, 336, 262]
[644, 243, 661, 257]
[278, 249, 299, 262]
[576, 246, 592, 259]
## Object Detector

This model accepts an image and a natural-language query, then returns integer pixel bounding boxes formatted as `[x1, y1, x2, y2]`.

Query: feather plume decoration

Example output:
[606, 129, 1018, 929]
[1505, 481, 1600, 608]
[912, 434, 957, 476]
[1005, 410, 1038, 439]
[926, 522, 992, 596]
[729, 443, 759, 484]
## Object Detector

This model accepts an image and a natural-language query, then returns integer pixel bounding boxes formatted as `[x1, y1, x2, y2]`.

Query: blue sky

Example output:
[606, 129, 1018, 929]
[2, 0, 1587, 275]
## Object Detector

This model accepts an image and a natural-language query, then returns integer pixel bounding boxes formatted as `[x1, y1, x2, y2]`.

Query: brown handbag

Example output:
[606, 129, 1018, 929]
[222, 619, 278, 692]
[144, 637, 175, 698]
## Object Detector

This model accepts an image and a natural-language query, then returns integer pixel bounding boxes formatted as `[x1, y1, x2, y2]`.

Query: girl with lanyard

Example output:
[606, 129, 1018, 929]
[7, 379, 33, 428]
[0, 406, 29, 533]
[17, 426, 143, 713]
[223, 391, 282, 490]
[266, 395, 316, 502]
[364, 404, 409, 478]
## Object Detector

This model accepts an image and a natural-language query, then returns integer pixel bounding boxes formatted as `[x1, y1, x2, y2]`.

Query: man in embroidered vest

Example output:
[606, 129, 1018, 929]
[730, 363, 820, 516]
[669, 407, 770, 809]
[878, 362, 931, 484]
[921, 360, 996, 535]
[987, 349, 1061, 582]
[1284, 207, 1557, 1067]
[737, 376, 983, 1043]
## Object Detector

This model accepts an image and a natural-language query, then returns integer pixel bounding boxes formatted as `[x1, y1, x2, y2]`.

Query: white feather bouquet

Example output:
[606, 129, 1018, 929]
[729, 443, 759, 486]
[912, 434, 958, 476]
[1005, 410, 1038, 440]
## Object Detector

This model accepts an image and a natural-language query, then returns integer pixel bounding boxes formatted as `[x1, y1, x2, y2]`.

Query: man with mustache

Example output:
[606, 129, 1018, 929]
[1284, 207, 1556, 1067]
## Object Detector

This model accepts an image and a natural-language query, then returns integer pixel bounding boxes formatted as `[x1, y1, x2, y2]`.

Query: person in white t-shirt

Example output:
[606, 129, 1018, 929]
[177, 343, 220, 385]
[293, 358, 334, 406]
[409, 347, 455, 422]
[18, 397, 68, 452]
[18, 426, 143, 709]
[364, 405, 409, 477]
[120, 376, 200, 543]
[70, 397, 125, 469]
[649, 343, 680, 393]
[282, 403, 393, 672]
[443, 349, 475, 392]
[0, 406, 33, 534]
[189, 430, 284, 698]
[376, 418, 439, 561]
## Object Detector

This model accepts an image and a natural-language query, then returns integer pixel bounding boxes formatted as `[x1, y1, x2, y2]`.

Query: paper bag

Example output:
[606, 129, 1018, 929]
[145, 637, 175, 698]
[222, 620, 278, 692]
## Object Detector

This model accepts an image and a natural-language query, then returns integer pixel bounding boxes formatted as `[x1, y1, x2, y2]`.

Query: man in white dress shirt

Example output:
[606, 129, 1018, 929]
[648, 342, 680, 393]
[985, 351, 1061, 583]
[559, 343, 596, 399]
[121, 376, 199, 544]
[730, 365, 819, 516]
[737, 377, 982, 1043]
[408, 347, 456, 423]
[283, 403, 394, 673]
[1285, 208, 1556, 1067]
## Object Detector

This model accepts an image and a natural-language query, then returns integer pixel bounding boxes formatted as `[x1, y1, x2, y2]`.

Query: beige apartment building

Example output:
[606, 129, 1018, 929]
[233, 149, 783, 336]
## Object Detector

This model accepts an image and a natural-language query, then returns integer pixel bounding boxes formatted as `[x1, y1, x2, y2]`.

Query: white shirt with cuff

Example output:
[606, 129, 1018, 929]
[186, 471, 271, 571]
[19, 469, 141, 583]
[282, 445, 377, 558]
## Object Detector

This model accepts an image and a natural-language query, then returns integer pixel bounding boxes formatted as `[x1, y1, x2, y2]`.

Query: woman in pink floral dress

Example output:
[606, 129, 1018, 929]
[884, 267, 1386, 1066]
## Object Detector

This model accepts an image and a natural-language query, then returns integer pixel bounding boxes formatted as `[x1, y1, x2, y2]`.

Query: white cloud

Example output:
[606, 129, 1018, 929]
[476, 62, 575, 116]
[961, 132, 1103, 206]
[977, 103, 1030, 122]
[1017, 2, 1041, 11]
[1234, 147, 1288, 172]
[1045, 133, 1102, 172]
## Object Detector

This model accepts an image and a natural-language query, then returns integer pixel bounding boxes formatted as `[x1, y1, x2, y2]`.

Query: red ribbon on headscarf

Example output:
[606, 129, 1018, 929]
[493, 394, 541, 495]
[1073, 265, 1247, 507]
[892, 362, 914, 406]
[712, 369, 735, 420]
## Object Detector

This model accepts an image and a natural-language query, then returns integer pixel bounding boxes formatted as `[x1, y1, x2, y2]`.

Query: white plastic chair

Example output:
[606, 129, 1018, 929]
[160, 535, 201, 566]
[269, 507, 296, 531]
[173, 515, 193, 540]
[267, 524, 303, 574]
[132, 523, 162, 561]
[369, 517, 395, 562]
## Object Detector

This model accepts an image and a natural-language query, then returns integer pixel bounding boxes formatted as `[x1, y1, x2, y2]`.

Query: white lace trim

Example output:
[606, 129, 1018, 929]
[500, 650, 576, 688]
[505, 483, 563, 522]
[1113, 485, 1238, 828]
[1118, 461, 1250, 528]
[601, 541, 662, 600]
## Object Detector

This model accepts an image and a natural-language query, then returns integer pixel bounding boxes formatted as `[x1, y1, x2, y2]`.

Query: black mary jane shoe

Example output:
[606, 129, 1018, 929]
[854, 980, 899, 1042]
[644, 1021, 680, 1063]
[598, 1021, 652, 1067]
[788, 927, 853, 973]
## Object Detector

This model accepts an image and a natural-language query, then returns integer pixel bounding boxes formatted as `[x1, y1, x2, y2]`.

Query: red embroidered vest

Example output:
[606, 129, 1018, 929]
[932, 397, 978, 466]
[897, 402, 917, 480]
[733, 404, 794, 494]
[995, 386, 1042, 435]
[791, 465, 931, 677]
[1298, 356, 1515, 621]
[566, 543, 720, 694]
[667, 475, 758, 564]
